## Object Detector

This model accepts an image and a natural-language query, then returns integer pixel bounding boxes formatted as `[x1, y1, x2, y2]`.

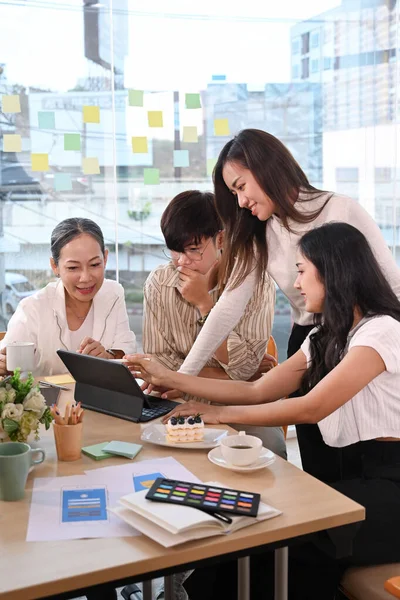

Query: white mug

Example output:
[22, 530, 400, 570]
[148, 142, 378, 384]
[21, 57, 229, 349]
[6, 342, 35, 373]
[220, 431, 262, 466]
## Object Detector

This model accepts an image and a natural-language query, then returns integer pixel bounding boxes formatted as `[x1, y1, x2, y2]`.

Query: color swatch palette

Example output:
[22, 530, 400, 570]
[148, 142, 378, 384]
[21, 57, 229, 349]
[146, 478, 260, 517]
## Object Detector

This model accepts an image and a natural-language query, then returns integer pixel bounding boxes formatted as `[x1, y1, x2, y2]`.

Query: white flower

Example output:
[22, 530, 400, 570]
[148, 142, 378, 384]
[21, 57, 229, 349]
[0, 388, 7, 403]
[23, 389, 46, 418]
[5, 388, 16, 403]
[1, 402, 24, 421]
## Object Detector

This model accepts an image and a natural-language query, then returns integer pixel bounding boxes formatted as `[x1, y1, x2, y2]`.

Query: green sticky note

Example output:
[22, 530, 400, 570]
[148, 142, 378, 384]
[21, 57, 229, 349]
[54, 173, 72, 192]
[103, 441, 143, 460]
[64, 133, 81, 151]
[38, 111, 55, 129]
[81, 442, 114, 461]
[144, 168, 160, 185]
[207, 158, 217, 176]
[185, 93, 201, 109]
[128, 89, 144, 107]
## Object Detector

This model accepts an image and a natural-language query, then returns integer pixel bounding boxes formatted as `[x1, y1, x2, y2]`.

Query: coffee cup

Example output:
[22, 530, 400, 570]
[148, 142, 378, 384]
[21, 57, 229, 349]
[0, 442, 45, 501]
[220, 431, 262, 466]
[6, 342, 35, 373]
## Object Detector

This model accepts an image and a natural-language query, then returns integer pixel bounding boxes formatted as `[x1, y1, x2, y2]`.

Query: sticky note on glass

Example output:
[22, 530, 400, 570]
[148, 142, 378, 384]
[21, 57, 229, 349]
[182, 126, 198, 143]
[38, 111, 55, 129]
[207, 158, 217, 176]
[131, 136, 148, 153]
[144, 168, 160, 185]
[82, 157, 100, 175]
[31, 153, 49, 172]
[173, 149, 189, 168]
[128, 90, 144, 107]
[3, 134, 21, 152]
[185, 93, 201, 109]
[214, 118, 230, 136]
[2, 95, 21, 113]
[54, 173, 72, 191]
[148, 111, 163, 127]
[83, 105, 100, 124]
[64, 133, 81, 151]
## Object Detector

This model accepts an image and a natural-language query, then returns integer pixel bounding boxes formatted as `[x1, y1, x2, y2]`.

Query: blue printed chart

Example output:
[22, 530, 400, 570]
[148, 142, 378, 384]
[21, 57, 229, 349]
[62, 488, 108, 522]
[133, 472, 164, 492]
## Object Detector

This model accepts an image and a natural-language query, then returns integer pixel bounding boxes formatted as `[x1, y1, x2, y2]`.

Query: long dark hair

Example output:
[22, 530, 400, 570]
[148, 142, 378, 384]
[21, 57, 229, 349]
[213, 129, 330, 288]
[299, 222, 400, 393]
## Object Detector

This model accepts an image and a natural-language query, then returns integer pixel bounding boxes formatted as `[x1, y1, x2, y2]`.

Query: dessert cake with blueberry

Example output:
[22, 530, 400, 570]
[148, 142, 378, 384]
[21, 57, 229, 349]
[165, 414, 204, 443]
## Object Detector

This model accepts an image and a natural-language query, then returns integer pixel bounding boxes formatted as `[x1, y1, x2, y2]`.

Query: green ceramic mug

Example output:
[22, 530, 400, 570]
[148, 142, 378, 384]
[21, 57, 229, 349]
[0, 442, 45, 501]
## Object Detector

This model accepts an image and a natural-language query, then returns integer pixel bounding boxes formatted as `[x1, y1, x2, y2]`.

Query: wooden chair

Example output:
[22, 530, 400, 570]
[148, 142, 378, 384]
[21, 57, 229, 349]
[266, 336, 288, 439]
[0, 332, 5, 341]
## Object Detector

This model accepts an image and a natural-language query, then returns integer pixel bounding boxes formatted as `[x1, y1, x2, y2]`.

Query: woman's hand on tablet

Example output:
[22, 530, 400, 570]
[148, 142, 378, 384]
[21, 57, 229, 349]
[78, 337, 111, 359]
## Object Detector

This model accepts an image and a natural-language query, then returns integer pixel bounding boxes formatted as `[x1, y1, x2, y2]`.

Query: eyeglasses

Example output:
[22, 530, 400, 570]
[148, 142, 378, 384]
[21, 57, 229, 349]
[162, 236, 215, 262]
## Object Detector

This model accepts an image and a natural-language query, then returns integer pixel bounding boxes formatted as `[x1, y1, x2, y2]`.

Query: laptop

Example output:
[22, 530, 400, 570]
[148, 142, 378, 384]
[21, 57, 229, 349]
[57, 349, 180, 423]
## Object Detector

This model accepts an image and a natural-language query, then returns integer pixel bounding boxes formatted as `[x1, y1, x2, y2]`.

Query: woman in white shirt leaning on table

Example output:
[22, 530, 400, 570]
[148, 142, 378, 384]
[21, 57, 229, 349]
[0, 217, 136, 377]
[128, 223, 400, 600]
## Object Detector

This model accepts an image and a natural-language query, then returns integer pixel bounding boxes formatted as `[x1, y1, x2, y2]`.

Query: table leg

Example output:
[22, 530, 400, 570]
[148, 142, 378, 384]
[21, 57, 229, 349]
[274, 547, 288, 600]
[142, 580, 152, 600]
[237, 556, 250, 600]
[164, 574, 174, 600]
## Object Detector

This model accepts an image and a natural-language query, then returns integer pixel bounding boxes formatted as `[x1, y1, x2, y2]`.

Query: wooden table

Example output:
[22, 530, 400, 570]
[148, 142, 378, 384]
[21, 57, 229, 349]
[0, 386, 365, 600]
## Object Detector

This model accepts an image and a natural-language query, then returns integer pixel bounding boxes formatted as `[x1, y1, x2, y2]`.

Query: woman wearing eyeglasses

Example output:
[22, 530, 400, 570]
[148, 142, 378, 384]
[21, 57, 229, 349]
[142, 190, 285, 459]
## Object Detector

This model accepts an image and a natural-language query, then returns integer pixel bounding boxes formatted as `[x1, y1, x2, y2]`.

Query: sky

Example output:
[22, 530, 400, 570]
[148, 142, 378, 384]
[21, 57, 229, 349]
[0, 0, 340, 92]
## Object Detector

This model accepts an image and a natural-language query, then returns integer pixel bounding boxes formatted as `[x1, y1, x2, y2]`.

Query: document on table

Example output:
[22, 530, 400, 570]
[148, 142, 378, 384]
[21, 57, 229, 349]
[27, 457, 200, 542]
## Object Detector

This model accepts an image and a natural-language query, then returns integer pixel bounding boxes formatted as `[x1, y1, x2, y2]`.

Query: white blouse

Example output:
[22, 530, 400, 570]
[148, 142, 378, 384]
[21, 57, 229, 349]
[179, 192, 400, 375]
[301, 315, 400, 447]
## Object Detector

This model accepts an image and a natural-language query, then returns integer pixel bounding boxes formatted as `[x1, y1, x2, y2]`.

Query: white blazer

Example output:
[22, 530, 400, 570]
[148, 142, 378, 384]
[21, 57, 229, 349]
[1, 279, 137, 376]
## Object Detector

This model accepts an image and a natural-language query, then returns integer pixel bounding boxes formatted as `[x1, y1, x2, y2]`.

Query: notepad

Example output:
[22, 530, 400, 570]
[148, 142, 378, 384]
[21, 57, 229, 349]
[111, 481, 281, 547]
[103, 441, 143, 460]
[81, 442, 115, 461]
[43, 374, 75, 385]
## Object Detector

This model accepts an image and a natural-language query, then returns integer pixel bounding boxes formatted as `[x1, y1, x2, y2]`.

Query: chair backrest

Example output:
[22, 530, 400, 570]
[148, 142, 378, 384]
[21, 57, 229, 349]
[0, 332, 6, 342]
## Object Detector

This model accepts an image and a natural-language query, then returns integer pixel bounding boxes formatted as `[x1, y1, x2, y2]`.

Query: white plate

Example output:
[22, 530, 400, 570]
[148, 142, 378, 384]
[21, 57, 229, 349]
[141, 423, 228, 449]
[208, 446, 276, 472]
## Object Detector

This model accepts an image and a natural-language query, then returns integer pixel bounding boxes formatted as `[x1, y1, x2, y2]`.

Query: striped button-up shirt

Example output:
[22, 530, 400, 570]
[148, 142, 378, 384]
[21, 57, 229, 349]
[143, 263, 275, 400]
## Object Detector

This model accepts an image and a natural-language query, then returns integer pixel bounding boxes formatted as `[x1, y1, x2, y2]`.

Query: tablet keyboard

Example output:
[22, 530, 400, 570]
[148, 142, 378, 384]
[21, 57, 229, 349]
[140, 398, 180, 422]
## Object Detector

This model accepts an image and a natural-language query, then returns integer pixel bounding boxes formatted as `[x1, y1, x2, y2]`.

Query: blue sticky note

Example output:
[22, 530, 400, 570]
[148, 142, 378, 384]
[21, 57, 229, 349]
[133, 472, 164, 492]
[61, 488, 107, 522]
[38, 111, 55, 130]
[173, 150, 189, 168]
[54, 173, 72, 192]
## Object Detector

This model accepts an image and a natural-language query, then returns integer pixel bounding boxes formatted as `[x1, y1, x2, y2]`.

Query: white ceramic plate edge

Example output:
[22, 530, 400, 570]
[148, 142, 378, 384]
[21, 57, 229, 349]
[140, 423, 228, 449]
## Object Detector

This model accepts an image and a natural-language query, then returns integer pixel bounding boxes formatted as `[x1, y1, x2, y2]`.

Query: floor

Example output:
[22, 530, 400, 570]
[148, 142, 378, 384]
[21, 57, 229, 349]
[75, 435, 303, 600]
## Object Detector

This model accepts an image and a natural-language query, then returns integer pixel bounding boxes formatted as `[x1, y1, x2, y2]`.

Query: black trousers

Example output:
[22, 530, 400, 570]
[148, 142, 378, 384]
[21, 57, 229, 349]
[185, 324, 400, 600]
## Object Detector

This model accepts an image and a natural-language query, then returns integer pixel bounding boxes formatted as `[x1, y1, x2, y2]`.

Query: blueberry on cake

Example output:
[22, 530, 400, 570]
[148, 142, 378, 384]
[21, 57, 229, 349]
[165, 414, 204, 443]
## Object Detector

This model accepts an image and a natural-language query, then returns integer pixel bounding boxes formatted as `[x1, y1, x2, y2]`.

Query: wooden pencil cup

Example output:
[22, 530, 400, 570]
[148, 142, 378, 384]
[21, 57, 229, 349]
[53, 422, 83, 461]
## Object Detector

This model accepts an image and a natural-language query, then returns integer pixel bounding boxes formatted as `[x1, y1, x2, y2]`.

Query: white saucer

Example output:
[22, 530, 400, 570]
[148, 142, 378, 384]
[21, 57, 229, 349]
[208, 446, 275, 472]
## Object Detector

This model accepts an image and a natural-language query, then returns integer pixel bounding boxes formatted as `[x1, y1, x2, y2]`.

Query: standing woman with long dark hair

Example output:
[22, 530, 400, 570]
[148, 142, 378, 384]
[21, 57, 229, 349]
[174, 129, 400, 480]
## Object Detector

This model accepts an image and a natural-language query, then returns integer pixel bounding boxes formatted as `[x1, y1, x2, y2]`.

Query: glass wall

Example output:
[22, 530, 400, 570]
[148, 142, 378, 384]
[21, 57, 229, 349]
[1, 0, 399, 359]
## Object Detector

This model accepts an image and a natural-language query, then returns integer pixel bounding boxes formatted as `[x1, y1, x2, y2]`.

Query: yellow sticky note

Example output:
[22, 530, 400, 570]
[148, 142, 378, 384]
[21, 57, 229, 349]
[3, 134, 22, 152]
[82, 157, 100, 175]
[2, 95, 21, 113]
[131, 136, 148, 153]
[43, 374, 75, 385]
[182, 126, 198, 143]
[148, 111, 163, 127]
[31, 153, 49, 172]
[83, 105, 100, 124]
[214, 118, 230, 136]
